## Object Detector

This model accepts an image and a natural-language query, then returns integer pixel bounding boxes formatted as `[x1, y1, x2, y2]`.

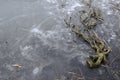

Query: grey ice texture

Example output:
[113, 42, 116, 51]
[0, 0, 120, 80]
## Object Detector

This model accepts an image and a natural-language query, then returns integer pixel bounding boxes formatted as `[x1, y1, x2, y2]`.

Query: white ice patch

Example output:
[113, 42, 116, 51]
[30, 28, 41, 34]
[111, 34, 117, 40]
[107, 10, 113, 15]
[33, 67, 39, 75]
[20, 45, 34, 61]
[33, 63, 51, 75]
[47, 0, 56, 4]
[69, 3, 82, 11]
[108, 34, 117, 42]
[67, 2, 83, 14]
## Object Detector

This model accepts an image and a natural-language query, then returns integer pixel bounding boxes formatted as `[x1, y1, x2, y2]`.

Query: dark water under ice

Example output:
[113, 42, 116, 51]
[0, 0, 120, 80]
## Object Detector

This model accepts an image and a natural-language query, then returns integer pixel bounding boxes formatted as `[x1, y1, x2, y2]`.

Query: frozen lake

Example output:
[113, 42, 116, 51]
[0, 0, 120, 80]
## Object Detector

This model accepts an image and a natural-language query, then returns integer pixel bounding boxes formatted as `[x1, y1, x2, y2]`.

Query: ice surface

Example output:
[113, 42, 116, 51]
[0, 0, 120, 80]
